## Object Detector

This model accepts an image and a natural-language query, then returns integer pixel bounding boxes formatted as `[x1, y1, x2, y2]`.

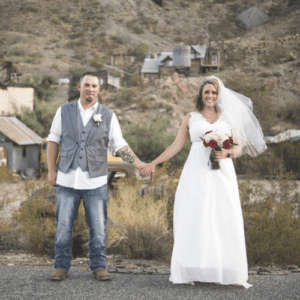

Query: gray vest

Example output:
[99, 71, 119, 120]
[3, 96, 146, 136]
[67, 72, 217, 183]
[57, 101, 113, 178]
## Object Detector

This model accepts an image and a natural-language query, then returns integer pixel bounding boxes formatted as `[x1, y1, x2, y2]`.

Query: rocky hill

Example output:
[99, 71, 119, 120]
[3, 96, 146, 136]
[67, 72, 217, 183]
[0, 0, 300, 135]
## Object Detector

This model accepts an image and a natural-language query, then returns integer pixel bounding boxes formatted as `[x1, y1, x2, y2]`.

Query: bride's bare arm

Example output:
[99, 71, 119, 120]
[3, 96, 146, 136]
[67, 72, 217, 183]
[140, 114, 191, 177]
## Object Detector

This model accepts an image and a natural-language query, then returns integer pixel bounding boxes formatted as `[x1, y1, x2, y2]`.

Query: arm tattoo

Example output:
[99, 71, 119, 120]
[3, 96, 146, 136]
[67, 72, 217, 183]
[120, 148, 135, 164]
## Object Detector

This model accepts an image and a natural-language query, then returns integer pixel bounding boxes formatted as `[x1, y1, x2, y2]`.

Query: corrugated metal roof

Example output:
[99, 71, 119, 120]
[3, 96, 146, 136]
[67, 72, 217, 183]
[158, 52, 173, 64]
[0, 116, 43, 145]
[265, 130, 300, 144]
[141, 59, 160, 74]
[191, 45, 207, 58]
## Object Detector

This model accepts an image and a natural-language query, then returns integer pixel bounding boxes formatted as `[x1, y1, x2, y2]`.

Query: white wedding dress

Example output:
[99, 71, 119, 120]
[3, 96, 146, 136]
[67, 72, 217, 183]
[169, 112, 252, 289]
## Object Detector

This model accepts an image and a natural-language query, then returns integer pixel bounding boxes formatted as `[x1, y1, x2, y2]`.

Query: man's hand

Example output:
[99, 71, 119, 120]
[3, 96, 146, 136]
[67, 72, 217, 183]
[139, 163, 155, 179]
[48, 169, 57, 186]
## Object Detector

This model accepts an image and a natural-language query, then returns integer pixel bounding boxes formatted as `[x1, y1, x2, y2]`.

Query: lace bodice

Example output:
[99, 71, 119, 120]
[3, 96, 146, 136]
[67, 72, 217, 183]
[189, 111, 232, 144]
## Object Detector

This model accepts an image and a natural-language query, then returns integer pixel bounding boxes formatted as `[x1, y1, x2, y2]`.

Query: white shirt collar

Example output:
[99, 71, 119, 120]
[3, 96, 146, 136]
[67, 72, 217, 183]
[78, 99, 99, 112]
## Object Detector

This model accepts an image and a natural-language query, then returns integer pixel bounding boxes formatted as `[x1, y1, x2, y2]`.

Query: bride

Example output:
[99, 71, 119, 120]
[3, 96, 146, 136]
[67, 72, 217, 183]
[140, 76, 267, 288]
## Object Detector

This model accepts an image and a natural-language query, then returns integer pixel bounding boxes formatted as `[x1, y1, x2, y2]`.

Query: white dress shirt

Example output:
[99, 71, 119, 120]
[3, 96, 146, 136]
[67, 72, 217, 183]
[47, 100, 128, 189]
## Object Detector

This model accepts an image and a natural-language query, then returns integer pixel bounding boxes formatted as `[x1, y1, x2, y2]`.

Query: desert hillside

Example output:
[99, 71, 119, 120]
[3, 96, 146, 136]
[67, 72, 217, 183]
[0, 0, 300, 135]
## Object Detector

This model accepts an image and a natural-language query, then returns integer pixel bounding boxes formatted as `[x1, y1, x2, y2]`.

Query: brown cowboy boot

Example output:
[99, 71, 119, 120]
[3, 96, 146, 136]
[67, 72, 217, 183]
[50, 269, 69, 281]
[93, 269, 111, 281]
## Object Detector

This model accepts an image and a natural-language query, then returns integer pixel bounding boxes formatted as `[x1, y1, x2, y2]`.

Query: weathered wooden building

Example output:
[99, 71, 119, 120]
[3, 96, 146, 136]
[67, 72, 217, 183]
[191, 45, 223, 74]
[140, 58, 161, 80]
[141, 45, 223, 79]
[111, 52, 135, 67]
[0, 117, 42, 174]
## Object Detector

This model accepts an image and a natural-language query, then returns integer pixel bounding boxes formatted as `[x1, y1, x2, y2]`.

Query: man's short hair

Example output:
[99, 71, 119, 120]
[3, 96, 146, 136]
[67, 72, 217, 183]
[80, 71, 100, 84]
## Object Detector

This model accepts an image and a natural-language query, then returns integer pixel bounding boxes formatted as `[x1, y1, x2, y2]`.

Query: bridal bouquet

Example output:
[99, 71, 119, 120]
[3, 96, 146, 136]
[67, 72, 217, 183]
[201, 130, 236, 170]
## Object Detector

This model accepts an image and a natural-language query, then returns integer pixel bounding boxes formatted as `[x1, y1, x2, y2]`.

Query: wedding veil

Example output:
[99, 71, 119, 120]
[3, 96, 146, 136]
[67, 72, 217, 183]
[205, 76, 267, 157]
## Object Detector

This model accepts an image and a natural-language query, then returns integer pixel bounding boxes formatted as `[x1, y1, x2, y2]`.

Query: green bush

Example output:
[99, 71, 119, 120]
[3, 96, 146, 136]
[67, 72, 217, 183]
[23, 75, 56, 102]
[234, 142, 300, 178]
[272, 142, 300, 175]
[16, 109, 44, 137]
[123, 116, 189, 171]
[134, 42, 150, 61]
[69, 67, 85, 76]
[278, 102, 300, 126]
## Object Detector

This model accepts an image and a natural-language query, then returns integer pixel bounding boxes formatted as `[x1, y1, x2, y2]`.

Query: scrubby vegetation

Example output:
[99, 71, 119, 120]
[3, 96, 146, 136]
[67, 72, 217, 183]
[0, 165, 14, 182]
[240, 175, 300, 265]
[226, 74, 280, 135]
[0, 166, 298, 267]
[234, 141, 300, 178]
[123, 117, 190, 171]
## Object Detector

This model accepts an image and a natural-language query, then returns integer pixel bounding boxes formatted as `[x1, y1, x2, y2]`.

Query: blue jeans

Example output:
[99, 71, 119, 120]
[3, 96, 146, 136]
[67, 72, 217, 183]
[54, 184, 108, 272]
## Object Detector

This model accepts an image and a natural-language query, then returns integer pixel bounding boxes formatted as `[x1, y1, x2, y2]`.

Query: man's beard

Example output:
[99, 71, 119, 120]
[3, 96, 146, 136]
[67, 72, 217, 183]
[85, 96, 93, 102]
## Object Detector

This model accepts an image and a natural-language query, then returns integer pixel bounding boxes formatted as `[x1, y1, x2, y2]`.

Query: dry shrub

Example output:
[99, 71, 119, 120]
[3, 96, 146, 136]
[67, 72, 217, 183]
[0, 165, 15, 182]
[12, 179, 89, 257]
[234, 142, 300, 178]
[0, 221, 22, 250]
[13, 180, 56, 256]
[107, 176, 172, 260]
[240, 176, 300, 265]
[277, 102, 300, 126]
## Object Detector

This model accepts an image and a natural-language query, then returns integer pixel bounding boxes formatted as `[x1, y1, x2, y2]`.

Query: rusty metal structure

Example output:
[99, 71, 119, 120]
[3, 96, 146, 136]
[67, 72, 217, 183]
[0, 61, 22, 88]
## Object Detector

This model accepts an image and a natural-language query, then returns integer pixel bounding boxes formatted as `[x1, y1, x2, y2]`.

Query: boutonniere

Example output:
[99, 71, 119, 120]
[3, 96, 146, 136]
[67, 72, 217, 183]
[93, 114, 102, 126]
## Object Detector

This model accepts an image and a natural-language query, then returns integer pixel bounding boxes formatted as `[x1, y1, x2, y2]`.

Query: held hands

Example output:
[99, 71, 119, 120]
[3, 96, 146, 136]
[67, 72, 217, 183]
[138, 162, 156, 179]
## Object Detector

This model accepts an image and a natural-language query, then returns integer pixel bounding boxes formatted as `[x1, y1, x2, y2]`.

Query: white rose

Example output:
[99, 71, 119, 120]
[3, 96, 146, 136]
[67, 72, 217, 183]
[93, 114, 102, 122]
[93, 114, 102, 126]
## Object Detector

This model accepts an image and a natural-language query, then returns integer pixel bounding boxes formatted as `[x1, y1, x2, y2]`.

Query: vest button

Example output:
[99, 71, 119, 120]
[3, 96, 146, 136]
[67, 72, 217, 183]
[79, 157, 82, 159]
[82, 140, 84, 142]
[82, 131, 85, 134]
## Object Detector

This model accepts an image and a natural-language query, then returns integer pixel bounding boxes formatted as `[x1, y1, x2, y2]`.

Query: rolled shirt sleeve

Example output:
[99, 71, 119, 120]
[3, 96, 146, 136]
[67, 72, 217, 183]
[47, 106, 62, 144]
[109, 113, 128, 153]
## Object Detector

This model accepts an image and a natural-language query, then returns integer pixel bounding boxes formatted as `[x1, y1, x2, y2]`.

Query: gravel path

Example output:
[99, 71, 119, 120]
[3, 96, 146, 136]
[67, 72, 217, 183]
[0, 266, 299, 300]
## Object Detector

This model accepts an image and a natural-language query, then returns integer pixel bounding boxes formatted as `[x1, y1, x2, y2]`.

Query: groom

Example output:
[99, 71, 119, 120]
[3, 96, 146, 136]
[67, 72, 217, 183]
[47, 71, 144, 281]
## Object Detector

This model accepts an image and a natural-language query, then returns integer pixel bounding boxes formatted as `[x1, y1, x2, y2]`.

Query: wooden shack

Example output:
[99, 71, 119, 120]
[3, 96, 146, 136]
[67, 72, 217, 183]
[140, 59, 160, 80]
[111, 52, 135, 67]
[0, 117, 42, 175]
[191, 45, 223, 74]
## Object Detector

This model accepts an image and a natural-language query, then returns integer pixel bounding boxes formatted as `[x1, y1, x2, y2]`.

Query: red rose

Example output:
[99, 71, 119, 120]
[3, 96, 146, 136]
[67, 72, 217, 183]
[228, 137, 233, 144]
[207, 140, 218, 149]
[205, 130, 213, 135]
[222, 140, 231, 149]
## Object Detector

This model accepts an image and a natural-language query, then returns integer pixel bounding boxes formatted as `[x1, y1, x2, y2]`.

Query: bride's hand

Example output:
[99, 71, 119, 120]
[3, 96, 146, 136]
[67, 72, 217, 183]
[214, 150, 228, 160]
[139, 163, 155, 179]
